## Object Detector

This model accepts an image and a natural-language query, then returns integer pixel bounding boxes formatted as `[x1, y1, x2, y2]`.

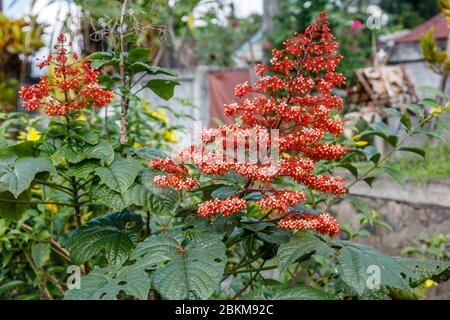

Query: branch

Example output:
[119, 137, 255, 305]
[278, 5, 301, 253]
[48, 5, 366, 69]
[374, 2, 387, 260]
[118, 0, 130, 152]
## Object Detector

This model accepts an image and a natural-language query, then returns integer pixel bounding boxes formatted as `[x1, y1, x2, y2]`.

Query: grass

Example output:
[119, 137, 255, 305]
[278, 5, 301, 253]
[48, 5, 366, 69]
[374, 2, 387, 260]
[388, 142, 450, 183]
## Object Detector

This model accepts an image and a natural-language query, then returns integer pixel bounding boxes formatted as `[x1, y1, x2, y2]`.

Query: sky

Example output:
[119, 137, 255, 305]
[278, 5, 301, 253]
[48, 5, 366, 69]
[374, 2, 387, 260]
[4, 0, 263, 20]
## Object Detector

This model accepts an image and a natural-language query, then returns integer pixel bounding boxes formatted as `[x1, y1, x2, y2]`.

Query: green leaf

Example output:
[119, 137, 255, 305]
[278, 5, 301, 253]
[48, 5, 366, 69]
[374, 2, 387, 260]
[31, 242, 51, 268]
[144, 79, 180, 100]
[132, 231, 226, 300]
[362, 176, 376, 187]
[52, 140, 114, 165]
[95, 157, 141, 195]
[401, 104, 425, 118]
[84, 141, 115, 165]
[419, 98, 440, 108]
[70, 128, 99, 145]
[86, 52, 114, 60]
[64, 265, 150, 300]
[435, 119, 450, 132]
[62, 211, 143, 266]
[211, 186, 238, 199]
[127, 62, 177, 76]
[91, 182, 179, 215]
[382, 108, 402, 119]
[128, 183, 180, 215]
[65, 160, 99, 179]
[338, 163, 358, 178]
[0, 280, 24, 295]
[0, 157, 55, 198]
[398, 147, 426, 159]
[379, 165, 405, 186]
[371, 122, 391, 136]
[333, 241, 411, 295]
[400, 114, 412, 132]
[394, 257, 450, 286]
[0, 190, 31, 221]
[417, 85, 446, 98]
[128, 48, 151, 61]
[272, 286, 337, 300]
[277, 231, 332, 271]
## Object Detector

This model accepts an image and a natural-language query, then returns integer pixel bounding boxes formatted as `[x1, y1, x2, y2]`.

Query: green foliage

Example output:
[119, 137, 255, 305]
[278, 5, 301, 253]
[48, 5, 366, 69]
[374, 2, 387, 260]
[278, 232, 332, 271]
[0, 157, 55, 198]
[62, 211, 143, 266]
[94, 157, 142, 195]
[131, 230, 227, 300]
[64, 264, 150, 300]
[277, 233, 450, 298]
[420, 29, 450, 75]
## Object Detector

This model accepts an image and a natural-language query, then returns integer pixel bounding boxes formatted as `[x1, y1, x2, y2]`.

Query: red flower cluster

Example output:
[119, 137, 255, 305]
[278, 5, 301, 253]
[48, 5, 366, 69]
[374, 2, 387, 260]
[278, 213, 340, 237]
[19, 34, 114, 116]
[198, 197, 247, 217]
[151, 13, 347, 236]
[258, 190, 306, 214]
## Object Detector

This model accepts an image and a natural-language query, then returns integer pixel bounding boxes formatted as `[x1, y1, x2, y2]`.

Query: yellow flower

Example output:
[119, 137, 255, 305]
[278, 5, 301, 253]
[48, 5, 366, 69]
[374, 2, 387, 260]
[187, 11, 195, 30]
[77, 114, 88, 122]
[133, 142, 142, 148]
[148, 108, 169, 124]
[424, 279, 438, 288]
[355, 140, 368, 147]
[141, 101, 150, 111]
[46, 203, 58, 214]
[18, 127, 41, 141]
[82, 211, 93, 224]
[163, 130, 178, 143]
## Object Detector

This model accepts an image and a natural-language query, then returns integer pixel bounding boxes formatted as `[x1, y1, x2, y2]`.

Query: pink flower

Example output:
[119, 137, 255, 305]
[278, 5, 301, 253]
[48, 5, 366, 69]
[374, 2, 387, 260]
[351, 19, 364, 31]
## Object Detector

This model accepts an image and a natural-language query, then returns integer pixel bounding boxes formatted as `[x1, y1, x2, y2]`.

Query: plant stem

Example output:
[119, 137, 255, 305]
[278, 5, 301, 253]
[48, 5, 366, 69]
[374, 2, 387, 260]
[231, 261, 267, 300]
[326, 115, 433, 211]
[224, 264, 277, 276]
[34, 179, 73, 194]
[118, 0, 129, 154]
[21, 224, 71, 262]
[70, 177, 90, 273]
[0, 198, 75, 207]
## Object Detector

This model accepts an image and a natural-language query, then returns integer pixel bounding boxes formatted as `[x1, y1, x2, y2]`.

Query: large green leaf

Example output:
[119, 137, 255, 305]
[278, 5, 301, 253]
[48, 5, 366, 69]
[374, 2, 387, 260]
[333, 241, 411, 295]
[138, 182, 180, 215]
[52, 140, 114, 165]
[62, 211, 143, 266]
[271, 286, 338, 300]
[144, 79, 180, 100]
[277, 231, 332, 271]
[394, 257, 450, 286]
[95, 157, 142, 195]
[91, 184, 128, 210]
[0, 190, 31, 221]
[65, 160, 99, 179]
[64, 264, 150, 300]
[91, 183, 179, 215]
[131, 231, 226, 300]
[0, 157, 55, 198]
